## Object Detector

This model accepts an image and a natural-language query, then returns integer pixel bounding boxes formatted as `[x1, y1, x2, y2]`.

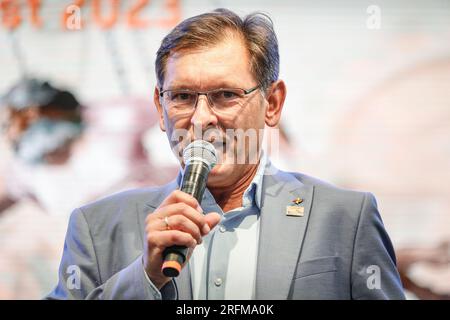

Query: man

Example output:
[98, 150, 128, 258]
[0, 78, 84, 298]
[1, 78, 84, 213]
[0, 78, 83, 167]
[47, 9, 405, 299]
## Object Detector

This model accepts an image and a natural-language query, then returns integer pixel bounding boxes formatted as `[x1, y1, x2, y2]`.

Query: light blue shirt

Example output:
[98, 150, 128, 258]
[190, 153, 267, 299]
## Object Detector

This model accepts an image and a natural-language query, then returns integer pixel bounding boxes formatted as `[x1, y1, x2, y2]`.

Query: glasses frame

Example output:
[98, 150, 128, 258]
[159, 85, 261, 113]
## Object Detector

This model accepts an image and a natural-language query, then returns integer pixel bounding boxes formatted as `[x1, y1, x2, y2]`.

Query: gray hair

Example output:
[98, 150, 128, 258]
[155, 8, 279, 91]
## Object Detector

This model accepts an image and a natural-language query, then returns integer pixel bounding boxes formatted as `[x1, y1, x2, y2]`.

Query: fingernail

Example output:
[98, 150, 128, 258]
[197, 205, 203, 214]
[202, 224, 210, 235]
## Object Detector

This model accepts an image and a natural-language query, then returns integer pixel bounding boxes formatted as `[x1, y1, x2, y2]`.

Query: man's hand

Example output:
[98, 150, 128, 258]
[143, 190, 221, 290]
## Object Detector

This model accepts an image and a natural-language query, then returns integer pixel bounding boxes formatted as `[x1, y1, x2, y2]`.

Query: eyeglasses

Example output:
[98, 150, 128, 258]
[159, 85, 260, 116]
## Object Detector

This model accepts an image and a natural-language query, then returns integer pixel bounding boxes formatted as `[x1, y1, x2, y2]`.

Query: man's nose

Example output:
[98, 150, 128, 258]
[190, 95, 218, 130]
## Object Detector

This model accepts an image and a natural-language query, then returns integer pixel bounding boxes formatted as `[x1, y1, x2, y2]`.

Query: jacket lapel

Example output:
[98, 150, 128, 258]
[255, 163, 314, 299]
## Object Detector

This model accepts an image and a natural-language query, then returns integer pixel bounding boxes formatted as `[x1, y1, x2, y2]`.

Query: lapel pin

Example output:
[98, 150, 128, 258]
[286, 197, 304, 217]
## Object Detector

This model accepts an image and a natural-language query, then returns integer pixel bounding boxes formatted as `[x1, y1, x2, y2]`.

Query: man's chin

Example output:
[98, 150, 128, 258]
[207, 163, 234, 184]
[209, 163, 226, 176]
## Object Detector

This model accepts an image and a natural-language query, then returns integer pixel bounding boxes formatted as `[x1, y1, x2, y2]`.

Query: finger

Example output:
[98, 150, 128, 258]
[165, 214, 203, 245]
[147, 230, 197, 249]
[205, 212, 222, 231]
[159, 190, 202, 213]
[154, 202, 207, 234]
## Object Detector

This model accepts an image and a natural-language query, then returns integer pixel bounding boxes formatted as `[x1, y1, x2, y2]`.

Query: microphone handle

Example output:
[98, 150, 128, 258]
[180, 161, 209, 201]
[161, 161, 210, 277]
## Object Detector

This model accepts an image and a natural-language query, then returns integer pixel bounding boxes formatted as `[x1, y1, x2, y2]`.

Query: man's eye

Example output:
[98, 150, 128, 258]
[220, 91, 239, 99]
[172, 92, 193, 101]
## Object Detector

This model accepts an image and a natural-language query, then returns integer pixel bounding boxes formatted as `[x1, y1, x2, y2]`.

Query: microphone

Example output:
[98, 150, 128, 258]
[161, 140, 218, 277]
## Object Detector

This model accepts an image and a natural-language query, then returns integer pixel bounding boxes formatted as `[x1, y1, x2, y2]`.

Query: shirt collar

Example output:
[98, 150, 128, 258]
[242, 150, 267, 210]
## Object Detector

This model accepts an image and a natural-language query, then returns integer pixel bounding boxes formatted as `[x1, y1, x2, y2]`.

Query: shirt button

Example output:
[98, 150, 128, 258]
[214, 278, 223, 287]
[219, 226, 226, 233]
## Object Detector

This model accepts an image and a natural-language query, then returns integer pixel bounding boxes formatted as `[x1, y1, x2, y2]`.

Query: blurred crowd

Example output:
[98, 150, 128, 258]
[0, 78, 178, 298]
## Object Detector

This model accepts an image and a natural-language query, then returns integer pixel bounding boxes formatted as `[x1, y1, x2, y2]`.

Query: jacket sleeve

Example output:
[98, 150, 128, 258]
[350, 193, 406, 299]
[45, 208, 176, 300]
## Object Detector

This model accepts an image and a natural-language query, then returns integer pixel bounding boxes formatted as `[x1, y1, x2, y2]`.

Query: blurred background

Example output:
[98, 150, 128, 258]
[0, 0, 449, 299]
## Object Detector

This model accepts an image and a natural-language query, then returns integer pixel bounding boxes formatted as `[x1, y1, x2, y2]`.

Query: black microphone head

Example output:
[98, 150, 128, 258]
[183, 140, 217, 170]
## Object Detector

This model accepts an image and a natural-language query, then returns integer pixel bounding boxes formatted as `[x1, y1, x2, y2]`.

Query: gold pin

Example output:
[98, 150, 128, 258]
[286, 205, 304, 217]
[286, 198, 305, 217]
[286, 198, 304, 216]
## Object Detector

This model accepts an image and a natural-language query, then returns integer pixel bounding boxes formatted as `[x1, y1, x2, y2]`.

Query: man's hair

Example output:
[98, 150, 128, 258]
[155, 8, 279, 91]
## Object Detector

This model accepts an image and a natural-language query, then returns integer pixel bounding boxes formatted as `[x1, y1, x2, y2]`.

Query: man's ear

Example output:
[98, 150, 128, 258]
[153, 86, 166, 132]
[264, 79, 286, 127]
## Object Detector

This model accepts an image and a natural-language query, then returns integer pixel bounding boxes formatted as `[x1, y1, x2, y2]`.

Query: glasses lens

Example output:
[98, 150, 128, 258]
[164, 91, 197, 110]
[209, 89, 244, 111]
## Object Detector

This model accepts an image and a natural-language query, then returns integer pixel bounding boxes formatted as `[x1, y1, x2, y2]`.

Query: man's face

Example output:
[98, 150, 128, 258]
[2, 107, 39, 146]
[156, 35, 268, 188]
